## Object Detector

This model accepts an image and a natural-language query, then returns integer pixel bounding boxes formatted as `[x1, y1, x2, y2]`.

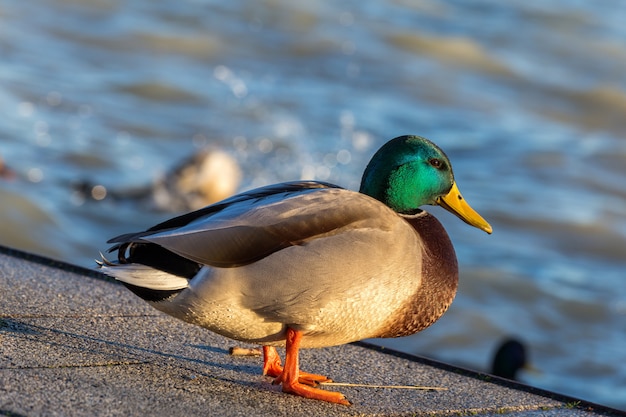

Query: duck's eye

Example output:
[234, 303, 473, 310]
[429, 158, 443, 169]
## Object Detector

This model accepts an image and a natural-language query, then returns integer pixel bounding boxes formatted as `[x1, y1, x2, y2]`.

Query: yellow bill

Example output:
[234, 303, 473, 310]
[436, 182, 492, 234]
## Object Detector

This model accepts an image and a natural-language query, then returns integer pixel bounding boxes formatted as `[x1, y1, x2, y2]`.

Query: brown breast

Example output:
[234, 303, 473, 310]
[374, 211, 459, 338]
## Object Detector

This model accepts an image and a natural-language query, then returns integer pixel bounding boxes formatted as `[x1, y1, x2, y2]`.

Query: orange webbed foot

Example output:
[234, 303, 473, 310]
[294, 370, 333, 387]
[261, 330, 350, 406]
[281, 374, 350, 405]
[263, 346, 332, 386]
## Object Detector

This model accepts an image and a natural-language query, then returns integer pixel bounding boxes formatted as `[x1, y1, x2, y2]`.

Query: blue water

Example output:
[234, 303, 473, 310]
[1, 0, 625, 410]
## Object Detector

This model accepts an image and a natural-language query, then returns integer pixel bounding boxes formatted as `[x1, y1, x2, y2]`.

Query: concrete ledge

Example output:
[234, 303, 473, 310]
[1, 245, 624, 416]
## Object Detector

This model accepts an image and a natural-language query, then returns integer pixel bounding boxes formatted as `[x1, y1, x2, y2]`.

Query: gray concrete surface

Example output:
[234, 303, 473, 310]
[1, 246, 624, 417]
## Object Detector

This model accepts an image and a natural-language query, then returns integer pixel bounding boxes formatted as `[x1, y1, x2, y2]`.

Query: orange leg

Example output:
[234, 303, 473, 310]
[262, 346, 283, 378]
[263, 328, 350, 405]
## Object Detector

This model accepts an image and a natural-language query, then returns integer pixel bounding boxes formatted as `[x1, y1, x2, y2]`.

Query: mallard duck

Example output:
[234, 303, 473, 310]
[73, 148, 241, 211]
[98, 135, 491, 405]
[151, 148, 242, 211]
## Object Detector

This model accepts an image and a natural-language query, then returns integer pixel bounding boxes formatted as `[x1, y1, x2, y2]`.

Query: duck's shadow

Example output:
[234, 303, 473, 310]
[0, 318, 267, 385]
[186, 343, 229, 355]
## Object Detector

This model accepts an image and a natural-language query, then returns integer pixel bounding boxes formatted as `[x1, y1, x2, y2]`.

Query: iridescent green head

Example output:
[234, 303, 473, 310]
[360, 135, 492, 233]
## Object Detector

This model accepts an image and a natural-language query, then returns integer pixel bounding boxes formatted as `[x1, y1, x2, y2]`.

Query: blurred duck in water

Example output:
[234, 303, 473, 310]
[152, 148, 242, 211]
[73, 148, 241, 212]
[490, 338, 529, 380]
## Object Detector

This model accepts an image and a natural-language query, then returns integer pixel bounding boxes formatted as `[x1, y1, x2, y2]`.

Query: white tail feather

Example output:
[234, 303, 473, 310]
[100, 263, 189, 291]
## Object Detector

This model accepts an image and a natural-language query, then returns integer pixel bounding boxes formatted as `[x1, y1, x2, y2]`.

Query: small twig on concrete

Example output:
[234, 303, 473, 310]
[229, 346, 262, 356]
[320, 382, 447, 391]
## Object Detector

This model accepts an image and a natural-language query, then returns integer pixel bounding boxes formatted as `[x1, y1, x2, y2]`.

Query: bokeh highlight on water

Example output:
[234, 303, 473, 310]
[1, 0, 625, 410]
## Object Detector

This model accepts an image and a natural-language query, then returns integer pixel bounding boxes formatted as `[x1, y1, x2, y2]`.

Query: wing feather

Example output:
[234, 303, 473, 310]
[108, 181, 396, 268]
